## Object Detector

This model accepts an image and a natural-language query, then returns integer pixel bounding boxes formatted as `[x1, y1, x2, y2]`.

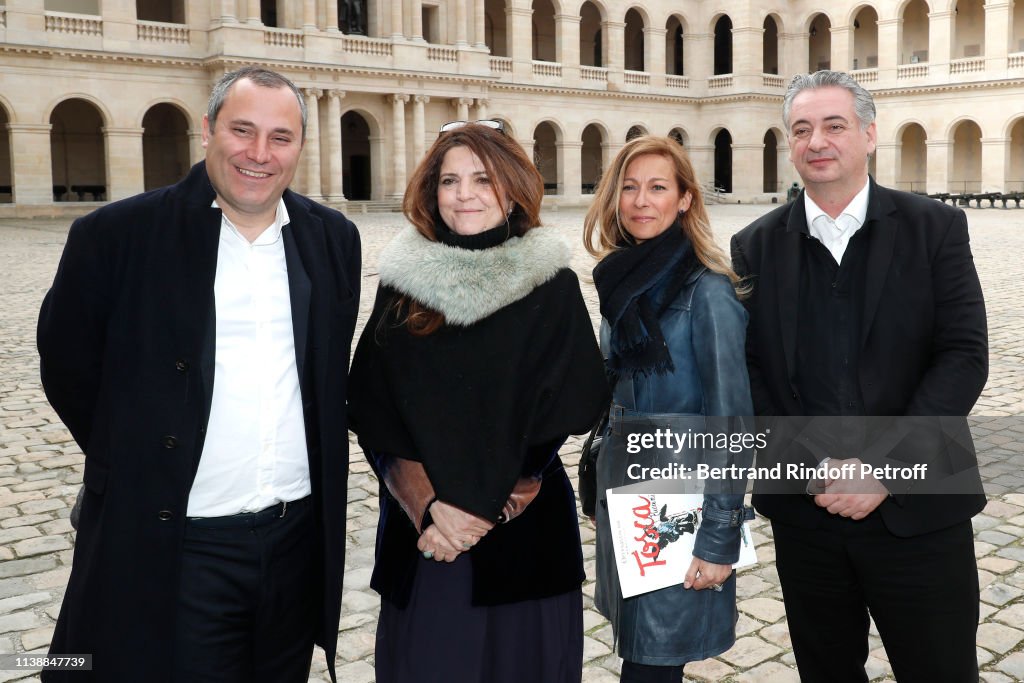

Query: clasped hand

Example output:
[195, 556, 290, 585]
[415, 500, 494, 563]
[813, 457, 889, 520]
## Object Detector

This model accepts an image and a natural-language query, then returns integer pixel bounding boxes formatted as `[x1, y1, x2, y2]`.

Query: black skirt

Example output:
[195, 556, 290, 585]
[375, 552, 583, 683]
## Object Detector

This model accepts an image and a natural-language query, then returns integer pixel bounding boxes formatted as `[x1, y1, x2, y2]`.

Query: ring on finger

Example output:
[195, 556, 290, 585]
[422, 550, 434, 559]
[462, 541, 472, 550]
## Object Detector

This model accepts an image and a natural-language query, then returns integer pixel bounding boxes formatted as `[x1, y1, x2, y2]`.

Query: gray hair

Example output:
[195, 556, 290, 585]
[207, 66, 307, 142]
[782, 70, 876, 131]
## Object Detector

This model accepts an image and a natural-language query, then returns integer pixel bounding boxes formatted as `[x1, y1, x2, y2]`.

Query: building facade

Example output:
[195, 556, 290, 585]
[2, 0, 1024, 212]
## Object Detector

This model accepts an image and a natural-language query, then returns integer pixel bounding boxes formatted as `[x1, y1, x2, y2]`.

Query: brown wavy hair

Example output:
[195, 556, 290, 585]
[396, 123, 545, 335]
[582, 135, 746, 295]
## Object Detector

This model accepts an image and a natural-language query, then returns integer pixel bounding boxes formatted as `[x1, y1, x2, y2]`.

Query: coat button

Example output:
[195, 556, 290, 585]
[162, 435, 178, 449]
[791, 391, 799, 399]
[157, 510, 173, 521]
[175, 359, 190, 372]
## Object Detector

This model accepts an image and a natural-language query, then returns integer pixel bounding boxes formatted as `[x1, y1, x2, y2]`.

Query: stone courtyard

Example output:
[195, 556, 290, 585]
[0, 203, 1022, 682]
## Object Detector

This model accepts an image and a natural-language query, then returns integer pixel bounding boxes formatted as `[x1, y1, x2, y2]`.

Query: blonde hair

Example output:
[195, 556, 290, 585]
[583, 135, 745, 294]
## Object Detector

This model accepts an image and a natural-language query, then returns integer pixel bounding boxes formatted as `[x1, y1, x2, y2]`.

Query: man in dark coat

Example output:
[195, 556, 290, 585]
[731, 71, 987, 682]
[37, 66, 360, 682]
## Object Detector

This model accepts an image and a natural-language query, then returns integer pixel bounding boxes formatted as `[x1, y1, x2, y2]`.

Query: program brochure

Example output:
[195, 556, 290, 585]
[606, 488, 757, 598]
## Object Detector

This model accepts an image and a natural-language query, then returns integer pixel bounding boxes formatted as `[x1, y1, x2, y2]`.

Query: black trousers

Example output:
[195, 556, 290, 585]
[171, 497, 319, 683]
[771, 515, 979, 683]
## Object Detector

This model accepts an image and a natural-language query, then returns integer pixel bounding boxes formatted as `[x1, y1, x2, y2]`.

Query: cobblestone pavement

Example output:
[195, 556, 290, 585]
[1, 204, 1022, 683]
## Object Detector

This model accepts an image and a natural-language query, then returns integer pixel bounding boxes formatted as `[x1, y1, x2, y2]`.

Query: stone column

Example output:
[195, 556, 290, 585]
[475, 98, 489, 120]
[103, 127, 145, 201]
[985, 1, 1010, 70]
[473, 0, 487, 48]
[392, 0, 404, 37]
[188, 131, 204, 166]
[411, 0, 424, 41]
[730, 142, 763, 198]
[981, 137, 1008, 192]
[303, 0, 317, 29]
[645, 27, 666, 76]
[832, 24, 853, 71]
[925, 138, 950, 194]
[560, 140, 583, 197]
[877, 18, 899, 78]
[556, 13, 581, 76]
[221, 0, 239, 23]
[688, 144, 715, 188]
[8, 123, 52, 205]
[507, 4, 534, 79]
[326, 90, 346, 201]
[874, 141, 897, 187]
[928, 11, 953, 66]
[601, 141, 621, 175]
[455, 97, 472, 122]
[731, 25, 761, 77]
[605, 21, 626, 88]
[326, 0, 339, 31]
[412, 95, 429, 165]
[390, 94, 410, 198]
[455, 0, 468, 46]
[246, 0, 260, 24]
[303, 89, 323, 200]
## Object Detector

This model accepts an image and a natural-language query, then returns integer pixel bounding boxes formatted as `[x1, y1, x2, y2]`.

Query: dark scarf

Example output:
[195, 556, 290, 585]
[593, 222, 698, 378]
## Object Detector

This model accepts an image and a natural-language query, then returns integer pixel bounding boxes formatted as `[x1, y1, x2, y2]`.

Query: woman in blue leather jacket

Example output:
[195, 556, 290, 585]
[584, 136, 754, 683]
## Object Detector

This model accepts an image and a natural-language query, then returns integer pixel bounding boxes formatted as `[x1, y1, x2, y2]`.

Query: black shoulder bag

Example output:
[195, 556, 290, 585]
[578, 407, 609, 518]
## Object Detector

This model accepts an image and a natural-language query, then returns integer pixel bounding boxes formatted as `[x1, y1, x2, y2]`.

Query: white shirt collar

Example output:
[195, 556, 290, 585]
[803, 179, 870, 233]
[211, 198, 290, 246]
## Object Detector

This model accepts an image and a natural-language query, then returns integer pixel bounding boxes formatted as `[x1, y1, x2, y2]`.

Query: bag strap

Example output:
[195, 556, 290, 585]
[581, 405, 610, 457]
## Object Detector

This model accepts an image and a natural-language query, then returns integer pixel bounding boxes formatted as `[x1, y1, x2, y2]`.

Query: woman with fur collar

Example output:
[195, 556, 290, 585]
[584, 136, 754, 683]
[348, 121, 608, 683]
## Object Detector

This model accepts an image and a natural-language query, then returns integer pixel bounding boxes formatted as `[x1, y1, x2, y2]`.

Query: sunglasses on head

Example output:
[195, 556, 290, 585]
[439, 119, 507, 134]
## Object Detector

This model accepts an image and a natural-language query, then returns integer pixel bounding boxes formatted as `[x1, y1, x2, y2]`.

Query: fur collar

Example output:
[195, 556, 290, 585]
[378, 225, 571, 326]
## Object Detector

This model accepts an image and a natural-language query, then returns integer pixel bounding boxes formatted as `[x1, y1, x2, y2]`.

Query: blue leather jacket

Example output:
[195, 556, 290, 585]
[594, 265, 755, 666]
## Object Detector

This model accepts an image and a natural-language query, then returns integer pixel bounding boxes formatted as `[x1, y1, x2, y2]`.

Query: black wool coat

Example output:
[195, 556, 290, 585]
[730, 180, 988, 536]
[37, 162, 361, 682]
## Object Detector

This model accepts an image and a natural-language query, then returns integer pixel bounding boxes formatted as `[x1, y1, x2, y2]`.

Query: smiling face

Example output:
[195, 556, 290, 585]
[787, 85, 876, 203]
[617, 154, 692, 243]
[202, 78, 303, 233]
[436, 145, 509, 235]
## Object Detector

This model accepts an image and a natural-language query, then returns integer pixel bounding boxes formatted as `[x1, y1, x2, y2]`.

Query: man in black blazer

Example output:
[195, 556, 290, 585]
[731, 71, 987, 683]
[37, 67, 360, 682]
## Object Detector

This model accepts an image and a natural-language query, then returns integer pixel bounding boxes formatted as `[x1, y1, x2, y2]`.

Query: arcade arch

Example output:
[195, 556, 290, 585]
[142, 103, 190, 192]
[624, 9, 645, 72]
[485, 0, 508, 57]
[341, 111, 373, 200]
[581, 123, 605, 193]
[897, 122, 927, 193]
[714, 15, 733, 75]
[50, 98, 106, 202]
[0, 104, 10, 203]
[714, 129, 732, 193]
[950, 119, 982, 192]
[852, 6, 879, 70]
[763, 15, 779, 74]
[532, 0, 557, 62]
[900, 0, 929, 64]
[533, 121, 559, 194]
[665, 16, 685, 75]
[809, 13, 832, 71]
[954, 0, 985, 59]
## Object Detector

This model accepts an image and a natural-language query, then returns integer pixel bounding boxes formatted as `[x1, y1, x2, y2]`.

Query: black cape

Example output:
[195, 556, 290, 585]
[348, 268, 609, 521]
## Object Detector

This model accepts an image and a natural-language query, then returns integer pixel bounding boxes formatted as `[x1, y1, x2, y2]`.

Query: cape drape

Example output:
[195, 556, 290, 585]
[348, 228, 608, 521]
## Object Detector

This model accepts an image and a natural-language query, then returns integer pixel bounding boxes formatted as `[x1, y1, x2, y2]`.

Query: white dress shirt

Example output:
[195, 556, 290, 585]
[803, 180, 870, 265]
[187, 199, 311, 517]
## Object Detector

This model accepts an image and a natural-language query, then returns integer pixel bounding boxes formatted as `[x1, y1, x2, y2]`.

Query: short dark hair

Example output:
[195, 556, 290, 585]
[207, 66, 307, 141]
